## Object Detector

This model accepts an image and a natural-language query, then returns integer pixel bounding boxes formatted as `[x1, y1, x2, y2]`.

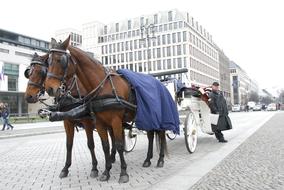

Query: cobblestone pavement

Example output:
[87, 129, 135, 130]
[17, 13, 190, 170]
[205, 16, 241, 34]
[0, 121, 64, 139]
[190, 112, 284, 190]
[0, 111, 278, 190]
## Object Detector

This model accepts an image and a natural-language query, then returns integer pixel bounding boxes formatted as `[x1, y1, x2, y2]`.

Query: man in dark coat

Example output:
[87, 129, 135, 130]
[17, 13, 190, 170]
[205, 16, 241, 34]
[208, 82, 232, 143]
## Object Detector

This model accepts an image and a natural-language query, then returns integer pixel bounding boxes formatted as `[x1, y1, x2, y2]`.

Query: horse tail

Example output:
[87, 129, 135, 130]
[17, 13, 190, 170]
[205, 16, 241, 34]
[155, 131, 169, 157]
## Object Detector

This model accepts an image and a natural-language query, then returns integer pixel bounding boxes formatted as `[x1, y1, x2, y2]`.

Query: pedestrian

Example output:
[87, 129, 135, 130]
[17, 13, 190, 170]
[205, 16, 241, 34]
[208, 82, 232, 143]
[1, 103, 14, 131]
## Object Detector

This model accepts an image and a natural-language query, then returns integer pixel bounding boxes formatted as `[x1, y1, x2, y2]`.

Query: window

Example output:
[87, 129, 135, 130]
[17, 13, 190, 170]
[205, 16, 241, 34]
[128, 20, 131, 30]
[162, 35, 166, 45]
[117, 43, 120, 52]
[104, 26, 108, 34]
[129, 52, 133, 61]
[138, 51, 142, 60]
[166, 46, 171, 57]
[154, 14, 158, 24]
[164, 24, 168, 31]
[140, 17, 144, 26]
[167, 59, 171, 69]
[177, 32, 181, 42]
[157, 48, 161, 58]
[177, 58, 182, 68]
[157, 60, 161, 70]
[172, 46, 176, 56]
[177, 45, 182, 55]
[172, 33, 176, 43]
[168, 11, 173, 22]
[183, 31, 187, 42]
[183, 44, 186, 55]
[157, 35, 161, 45]
[167, 34, 171, 44]
[174, 22, 178, 29]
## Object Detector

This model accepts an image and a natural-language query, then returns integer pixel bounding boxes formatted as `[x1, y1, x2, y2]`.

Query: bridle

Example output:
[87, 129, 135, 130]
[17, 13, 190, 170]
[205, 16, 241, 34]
[25, 59, 48, 96]
[47, 48, 82, 100]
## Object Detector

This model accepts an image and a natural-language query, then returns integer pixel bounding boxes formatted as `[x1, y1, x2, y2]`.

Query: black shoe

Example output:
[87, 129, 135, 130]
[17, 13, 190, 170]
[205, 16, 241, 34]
[219, 139, 228, 143]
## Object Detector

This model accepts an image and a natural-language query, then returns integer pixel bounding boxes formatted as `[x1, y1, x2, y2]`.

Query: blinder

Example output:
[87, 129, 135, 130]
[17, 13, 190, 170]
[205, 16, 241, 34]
[24, 67, 31, 79]
[60, 54, 68, 69]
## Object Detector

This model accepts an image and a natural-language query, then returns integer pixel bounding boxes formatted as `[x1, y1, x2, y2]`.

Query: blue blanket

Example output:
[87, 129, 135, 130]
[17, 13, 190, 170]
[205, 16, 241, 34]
[117, 69, 180, 134]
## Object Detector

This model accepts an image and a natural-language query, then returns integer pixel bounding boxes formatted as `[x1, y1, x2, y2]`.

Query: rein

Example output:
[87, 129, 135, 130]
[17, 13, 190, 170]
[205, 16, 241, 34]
[48, 48, 136, 112]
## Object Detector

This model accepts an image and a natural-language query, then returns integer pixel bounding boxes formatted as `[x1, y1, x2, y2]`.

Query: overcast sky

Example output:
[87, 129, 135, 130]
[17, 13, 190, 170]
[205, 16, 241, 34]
[1, 0, 283, 92]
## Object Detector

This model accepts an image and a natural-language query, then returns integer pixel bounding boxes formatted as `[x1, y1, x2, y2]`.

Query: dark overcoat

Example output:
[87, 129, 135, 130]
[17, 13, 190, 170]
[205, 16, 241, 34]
[209, 91, 232, 131]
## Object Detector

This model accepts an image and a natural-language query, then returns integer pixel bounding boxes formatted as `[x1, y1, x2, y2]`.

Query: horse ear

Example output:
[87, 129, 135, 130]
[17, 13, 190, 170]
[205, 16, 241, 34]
[51, 38, 57, 48]
[34, 52, 39, 58]
[60, 35, 70, 50]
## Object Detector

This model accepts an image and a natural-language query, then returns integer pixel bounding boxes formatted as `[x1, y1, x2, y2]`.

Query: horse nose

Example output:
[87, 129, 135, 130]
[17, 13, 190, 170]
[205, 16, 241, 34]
[25, 95, 36, 103]
[47, 87, 54, 96]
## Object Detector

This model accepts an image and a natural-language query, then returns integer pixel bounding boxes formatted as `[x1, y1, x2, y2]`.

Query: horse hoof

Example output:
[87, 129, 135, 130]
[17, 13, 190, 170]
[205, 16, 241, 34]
[142, 161, 151, 167]
[59, 170, 69, 178]
[90, 170, 99, 178]
[99, 174, 110, 181]
[157, 160, 164, 168]
[118, 174, 129, 183]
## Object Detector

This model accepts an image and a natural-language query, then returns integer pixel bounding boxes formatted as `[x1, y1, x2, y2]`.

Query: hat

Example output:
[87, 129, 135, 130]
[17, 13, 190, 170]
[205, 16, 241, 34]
[212, 82, 219, 86]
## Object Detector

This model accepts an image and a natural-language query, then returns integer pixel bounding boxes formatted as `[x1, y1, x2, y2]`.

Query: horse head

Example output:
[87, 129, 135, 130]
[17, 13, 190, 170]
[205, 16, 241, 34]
[25, 52, 48, 103]
[45, 35, 76, 97]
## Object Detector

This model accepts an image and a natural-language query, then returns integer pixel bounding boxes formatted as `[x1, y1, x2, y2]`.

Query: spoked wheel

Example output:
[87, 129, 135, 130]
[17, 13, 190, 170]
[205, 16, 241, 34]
[184, 110, 198, 153]
[124, 128, 137, 153]
[166, 131, 177, 140]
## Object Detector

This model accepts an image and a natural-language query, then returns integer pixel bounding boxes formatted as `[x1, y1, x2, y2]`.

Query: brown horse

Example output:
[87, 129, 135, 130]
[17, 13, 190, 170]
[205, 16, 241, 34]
[44, 36, 168, 183]
[24, 53, 117, 179]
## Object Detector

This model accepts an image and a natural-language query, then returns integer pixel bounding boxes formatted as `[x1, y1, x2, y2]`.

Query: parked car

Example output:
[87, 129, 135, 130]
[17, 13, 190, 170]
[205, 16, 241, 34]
[267, 103, 277, 111]
[253, 104, 262, 111]
[232, 104, 241, 112]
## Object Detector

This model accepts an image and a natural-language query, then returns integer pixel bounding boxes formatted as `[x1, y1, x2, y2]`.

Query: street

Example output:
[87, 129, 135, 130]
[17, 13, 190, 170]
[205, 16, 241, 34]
[0, 111, 281, 190]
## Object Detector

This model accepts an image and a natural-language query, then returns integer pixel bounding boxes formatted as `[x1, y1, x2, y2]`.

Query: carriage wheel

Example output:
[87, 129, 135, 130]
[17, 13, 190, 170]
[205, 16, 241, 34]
[166, 132, 177, 140]
[184, 110, 198, 153]
[124, 129, 137, 153]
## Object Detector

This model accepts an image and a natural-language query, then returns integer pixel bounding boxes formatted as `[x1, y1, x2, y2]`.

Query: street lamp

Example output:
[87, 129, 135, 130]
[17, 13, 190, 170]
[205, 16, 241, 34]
[139, 23, 156, 73]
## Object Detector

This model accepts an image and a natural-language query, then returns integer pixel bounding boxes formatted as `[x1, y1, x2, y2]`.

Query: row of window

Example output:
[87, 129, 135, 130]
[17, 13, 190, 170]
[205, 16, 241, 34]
[101, 31, 188, 55]
[189, 45, 218, 69]
[105, 57, 187, 73]
[190, 57, 219, 79]
[70, 33, 82, 44]
[18, 36, 48, 49]
[190, 70, 216, 86]
[189, 32, 217, 59]
[100, 21, 186, 43]
[102, 44, 187, 64]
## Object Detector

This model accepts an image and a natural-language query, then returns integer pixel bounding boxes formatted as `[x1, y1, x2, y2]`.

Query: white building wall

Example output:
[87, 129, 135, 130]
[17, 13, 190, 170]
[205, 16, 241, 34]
[84, 9, 219, 87]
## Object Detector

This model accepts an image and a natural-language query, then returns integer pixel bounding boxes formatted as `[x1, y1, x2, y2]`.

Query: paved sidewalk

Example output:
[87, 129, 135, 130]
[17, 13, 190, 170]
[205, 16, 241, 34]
[0, 121, 64, 139]
[189, 112, 284, 190]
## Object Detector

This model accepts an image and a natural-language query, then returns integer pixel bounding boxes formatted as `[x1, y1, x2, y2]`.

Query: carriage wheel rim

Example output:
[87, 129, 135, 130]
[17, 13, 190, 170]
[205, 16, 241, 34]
[186, 112, 197, 152]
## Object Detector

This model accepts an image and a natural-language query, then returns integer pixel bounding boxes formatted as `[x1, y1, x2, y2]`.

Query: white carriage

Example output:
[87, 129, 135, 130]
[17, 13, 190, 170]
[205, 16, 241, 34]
[122, 68, 216, 153]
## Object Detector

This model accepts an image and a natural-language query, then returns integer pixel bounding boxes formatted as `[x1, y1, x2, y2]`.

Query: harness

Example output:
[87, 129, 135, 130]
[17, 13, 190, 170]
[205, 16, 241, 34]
[46, 48, 137, 120]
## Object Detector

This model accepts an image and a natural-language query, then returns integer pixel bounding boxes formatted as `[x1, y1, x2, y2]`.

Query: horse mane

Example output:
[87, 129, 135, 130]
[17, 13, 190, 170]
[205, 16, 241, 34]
[68, 46, 104, 68]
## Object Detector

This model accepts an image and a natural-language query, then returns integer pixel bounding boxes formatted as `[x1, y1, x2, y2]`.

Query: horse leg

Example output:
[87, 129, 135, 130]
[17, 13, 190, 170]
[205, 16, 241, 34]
[112, 120, 129, 183]
[157, 131, 166, 168]
[59, 120, 75, 178]
[96, 124, 112, 181]
[84, 122, 99, 178]
[143, 130, 154, 167]
[109, 128, 116, 163]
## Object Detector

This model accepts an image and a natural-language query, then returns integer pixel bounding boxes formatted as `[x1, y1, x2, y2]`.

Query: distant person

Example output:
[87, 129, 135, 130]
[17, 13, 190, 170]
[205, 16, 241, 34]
[208, 82, 232, 143]
[1, 103, 14, 131]
[245, 104, 249, 112]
